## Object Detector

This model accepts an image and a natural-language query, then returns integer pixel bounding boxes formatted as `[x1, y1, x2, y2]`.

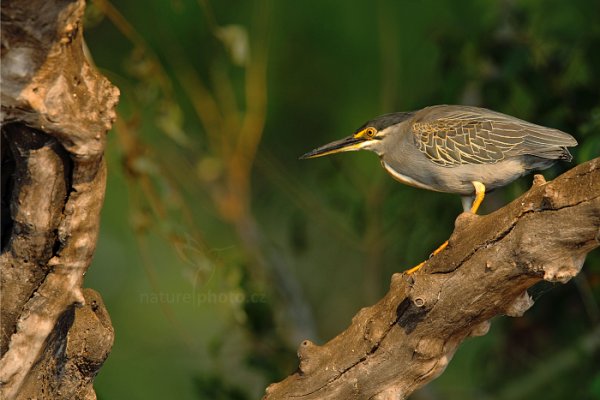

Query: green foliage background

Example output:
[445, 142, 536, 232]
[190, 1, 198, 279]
[84, 0, 600, 399]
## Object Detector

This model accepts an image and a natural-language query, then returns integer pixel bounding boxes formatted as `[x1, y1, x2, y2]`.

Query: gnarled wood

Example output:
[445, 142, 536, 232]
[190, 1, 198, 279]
[1, 0, 118, 398]
[264, 158, 600, 400]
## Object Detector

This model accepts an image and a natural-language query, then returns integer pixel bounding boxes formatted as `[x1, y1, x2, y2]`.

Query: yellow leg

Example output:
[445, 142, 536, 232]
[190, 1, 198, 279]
[470, 181, 486, 214]
[405, 181, 486, 275]
[405, 262, 425, 275]
[430, 240, 448, 256]
[405, 240, 448, 275]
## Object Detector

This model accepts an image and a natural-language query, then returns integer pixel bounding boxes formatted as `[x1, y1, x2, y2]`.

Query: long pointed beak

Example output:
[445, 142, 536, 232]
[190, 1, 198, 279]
[299, 136, 368, 159]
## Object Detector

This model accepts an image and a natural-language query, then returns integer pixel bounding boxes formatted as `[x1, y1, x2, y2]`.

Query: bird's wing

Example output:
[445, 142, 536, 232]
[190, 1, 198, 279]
[410, 106, 576, 167]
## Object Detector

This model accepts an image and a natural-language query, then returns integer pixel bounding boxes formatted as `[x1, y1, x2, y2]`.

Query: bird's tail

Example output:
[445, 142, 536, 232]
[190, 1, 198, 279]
[522, 129, 577, 161]
[528, 146, 574, 161]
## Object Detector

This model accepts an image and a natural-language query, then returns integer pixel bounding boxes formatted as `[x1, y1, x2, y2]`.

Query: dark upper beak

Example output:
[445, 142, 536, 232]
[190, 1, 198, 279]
[299, 136, 366, 159]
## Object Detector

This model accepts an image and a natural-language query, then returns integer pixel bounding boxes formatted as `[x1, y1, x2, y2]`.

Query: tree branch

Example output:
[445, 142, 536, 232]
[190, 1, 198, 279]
[264, 158, 600, 400]
[1, 0, 118, 398]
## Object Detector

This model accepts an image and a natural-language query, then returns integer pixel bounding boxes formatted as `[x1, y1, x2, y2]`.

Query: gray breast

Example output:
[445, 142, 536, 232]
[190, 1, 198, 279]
[379, 130, 551, 195]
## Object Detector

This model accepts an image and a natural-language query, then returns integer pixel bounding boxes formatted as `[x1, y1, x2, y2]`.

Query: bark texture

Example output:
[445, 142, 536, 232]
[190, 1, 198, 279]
[1, 0, 119, 398]
[264, 158, 600, 400]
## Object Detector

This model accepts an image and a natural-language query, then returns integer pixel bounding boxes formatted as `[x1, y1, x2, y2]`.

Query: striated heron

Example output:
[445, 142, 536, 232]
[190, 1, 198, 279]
[300, 105, 577, 274]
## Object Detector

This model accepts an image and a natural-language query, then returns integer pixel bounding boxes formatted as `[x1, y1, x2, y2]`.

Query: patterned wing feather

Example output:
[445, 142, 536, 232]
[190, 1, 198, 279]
[411, 106, 576, 167]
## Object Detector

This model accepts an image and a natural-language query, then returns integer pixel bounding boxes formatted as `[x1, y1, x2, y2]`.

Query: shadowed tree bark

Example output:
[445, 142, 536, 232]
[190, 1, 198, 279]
[264, 158, 600, 400]
[1, 0, 118, 399]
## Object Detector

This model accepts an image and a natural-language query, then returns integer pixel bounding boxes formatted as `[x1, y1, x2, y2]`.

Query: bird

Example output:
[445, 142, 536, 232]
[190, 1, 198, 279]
[300, 105, 578, 274]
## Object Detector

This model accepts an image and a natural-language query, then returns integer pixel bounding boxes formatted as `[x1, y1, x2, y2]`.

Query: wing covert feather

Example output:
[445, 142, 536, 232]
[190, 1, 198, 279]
[410, 106, 576, 166]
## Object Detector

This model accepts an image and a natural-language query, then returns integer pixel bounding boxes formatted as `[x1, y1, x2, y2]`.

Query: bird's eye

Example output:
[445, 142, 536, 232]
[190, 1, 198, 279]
[365, 128, 376, 137]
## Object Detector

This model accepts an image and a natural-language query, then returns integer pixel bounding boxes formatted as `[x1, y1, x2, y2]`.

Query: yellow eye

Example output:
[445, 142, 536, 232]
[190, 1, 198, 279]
[365, 127, 376, 138]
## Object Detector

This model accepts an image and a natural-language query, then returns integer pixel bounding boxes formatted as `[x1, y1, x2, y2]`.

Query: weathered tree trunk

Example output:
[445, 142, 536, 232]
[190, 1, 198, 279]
[1, 1, 119, 399]
[264, 158, 600, 400]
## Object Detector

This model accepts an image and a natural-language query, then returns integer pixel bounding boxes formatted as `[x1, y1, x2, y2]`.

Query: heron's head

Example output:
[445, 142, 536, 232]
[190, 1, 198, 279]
[299, 112, 414, 160]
